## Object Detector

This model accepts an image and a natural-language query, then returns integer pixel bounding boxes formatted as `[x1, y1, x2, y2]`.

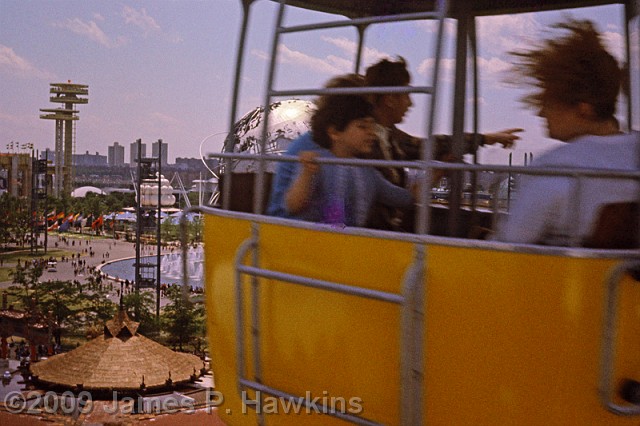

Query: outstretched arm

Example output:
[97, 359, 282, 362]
[482, 128, 523, 148]
[433, 128, 523, 161]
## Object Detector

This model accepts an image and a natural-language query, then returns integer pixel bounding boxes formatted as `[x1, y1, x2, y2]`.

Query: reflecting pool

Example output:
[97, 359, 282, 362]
[100, 247, 204, 288]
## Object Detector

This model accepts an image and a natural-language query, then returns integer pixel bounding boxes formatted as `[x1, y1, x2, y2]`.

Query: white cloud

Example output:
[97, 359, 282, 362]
[277, 44, 346, 74]
[477, 56, 511, 75]
[320, 36, 388, 66]
[0, 44, 55, 79]
[416, 55, 511, 91]
[320, 36, 356, 55]
[251, 44, 347, 75]
[417, 57, 454, 81]
[476, 14, 540, 55]
[0, 111, 21, 124]
[150, 111, 182, 128]
[53, 18, 126, 48]
[250, 49, 269, 61]
[122, 6, 161, 36]
[415, 18, 457, 40]
[325, 54, 352, 72]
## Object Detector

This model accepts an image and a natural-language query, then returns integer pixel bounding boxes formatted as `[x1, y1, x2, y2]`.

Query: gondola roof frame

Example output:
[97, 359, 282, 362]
[273, 0, 638, 19]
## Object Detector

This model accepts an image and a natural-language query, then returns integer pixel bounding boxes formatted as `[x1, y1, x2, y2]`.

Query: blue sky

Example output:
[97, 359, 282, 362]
[1, 1, 637, 165]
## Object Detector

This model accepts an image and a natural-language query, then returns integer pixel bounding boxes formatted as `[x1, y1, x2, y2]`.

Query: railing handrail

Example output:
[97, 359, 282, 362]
[279, 10, 444, 35]
[211, 152, 640, 180]
[269, 85, 434, 98]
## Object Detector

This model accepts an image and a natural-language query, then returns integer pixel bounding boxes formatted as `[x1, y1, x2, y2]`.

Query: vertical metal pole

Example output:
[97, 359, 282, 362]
[507, 153, 513, 211]
[30, 150, 36, 255]
[448, 9, 470, 237]
[44, 151, 48, 254]
[222, 0, 255, 210]
[135, 139, 142, 320]
[64, 107, 74, 195]
[468, 15, 480, 232]
[354, 25, 366, 74]
[224, 0, 254, 153]
[418, 0, 449, 236]
[400, 245, 426, 426]
[253, 0, 286, 215]
[623, 2, 632, 132]
[156, 140, 162, 321]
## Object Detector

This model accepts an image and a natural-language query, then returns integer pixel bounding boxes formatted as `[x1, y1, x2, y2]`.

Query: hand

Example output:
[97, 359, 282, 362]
[484, 128, 523, 148]
[299, 151, 320, 175]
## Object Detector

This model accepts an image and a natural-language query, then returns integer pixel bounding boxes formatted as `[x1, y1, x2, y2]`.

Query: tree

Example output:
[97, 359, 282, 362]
[83, 274, 117, 327]
[0, 193, 32, 247]
[160, 221, 179, 242]
[188, 216, 203, 243]
[162, 285, 204, 351]
[10, 260, 43, 303]
[36, 279, 90, 344]
[122, 291, 156, 334]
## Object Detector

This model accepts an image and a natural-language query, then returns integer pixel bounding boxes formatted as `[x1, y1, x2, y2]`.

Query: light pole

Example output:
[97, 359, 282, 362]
[134, 139, 174, 322]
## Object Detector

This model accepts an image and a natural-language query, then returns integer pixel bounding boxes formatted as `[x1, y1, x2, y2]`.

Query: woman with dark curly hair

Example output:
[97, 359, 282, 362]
[267, 75, 413, 226]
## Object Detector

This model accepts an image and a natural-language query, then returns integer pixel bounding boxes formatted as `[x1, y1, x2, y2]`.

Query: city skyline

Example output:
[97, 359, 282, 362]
[1, 1, 638, 167]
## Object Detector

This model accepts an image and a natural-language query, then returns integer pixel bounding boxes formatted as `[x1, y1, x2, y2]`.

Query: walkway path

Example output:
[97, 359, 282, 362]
[0, 233, 182, 308]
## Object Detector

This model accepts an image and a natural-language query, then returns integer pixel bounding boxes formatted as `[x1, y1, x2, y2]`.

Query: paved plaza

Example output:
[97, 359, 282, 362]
[0, 233, 184, 308]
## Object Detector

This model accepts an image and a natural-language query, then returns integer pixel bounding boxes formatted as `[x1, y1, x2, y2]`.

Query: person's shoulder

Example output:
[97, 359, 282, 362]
[285, 132, 324, 155]
[536, 132, 639, 168]
[391, 126, 420, 144]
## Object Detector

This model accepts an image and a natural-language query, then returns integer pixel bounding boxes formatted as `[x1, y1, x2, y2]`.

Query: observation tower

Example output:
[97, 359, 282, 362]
[39, 82, 89, 196]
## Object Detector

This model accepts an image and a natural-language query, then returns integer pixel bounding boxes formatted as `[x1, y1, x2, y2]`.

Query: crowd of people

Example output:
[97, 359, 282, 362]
[266, 17, 638, 248]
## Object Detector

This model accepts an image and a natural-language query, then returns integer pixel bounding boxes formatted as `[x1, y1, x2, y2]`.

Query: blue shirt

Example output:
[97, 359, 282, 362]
[267, 132, 413, 227]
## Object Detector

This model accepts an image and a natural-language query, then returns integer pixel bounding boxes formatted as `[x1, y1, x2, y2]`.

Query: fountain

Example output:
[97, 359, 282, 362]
[100, 246, 204, 288]
[159, 246, 204, 283]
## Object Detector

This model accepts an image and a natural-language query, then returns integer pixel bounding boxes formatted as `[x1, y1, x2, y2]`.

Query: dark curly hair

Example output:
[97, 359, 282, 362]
[311, 95, 374, 149]
[511, 19, 621, 121]
[311, 73, 373, 149]
[364, 56, 411, 105]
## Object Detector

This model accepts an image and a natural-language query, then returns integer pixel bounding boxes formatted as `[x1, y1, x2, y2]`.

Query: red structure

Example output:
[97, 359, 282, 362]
[0, 292, 54, 361]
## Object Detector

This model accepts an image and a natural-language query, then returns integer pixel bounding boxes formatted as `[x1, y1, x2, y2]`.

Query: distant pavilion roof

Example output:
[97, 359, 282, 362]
[31, 310, 203, 393]
[70, 186, 106, 197]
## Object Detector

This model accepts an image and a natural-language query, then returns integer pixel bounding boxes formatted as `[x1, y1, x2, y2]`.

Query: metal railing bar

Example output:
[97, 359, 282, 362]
[278, 11, 443, 35]
[269, 85, 434, 98]
[237, 264, 405, 304]
[238, 378, 383, 426]
[194, 205, 640, 257]
[234, 237, 258, 392]
[250, 223, 263, 391]
[599, 261, 640, 415]
[400, 245, 426, 425]
[208, 152, 640, 179]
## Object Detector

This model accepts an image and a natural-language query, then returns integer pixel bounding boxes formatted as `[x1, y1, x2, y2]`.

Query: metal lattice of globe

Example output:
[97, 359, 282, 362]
[224, 99, 314, 173]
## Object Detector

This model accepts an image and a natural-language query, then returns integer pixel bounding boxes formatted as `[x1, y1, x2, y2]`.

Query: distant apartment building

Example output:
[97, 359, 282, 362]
[73, 151, 107, 167]
[130, 141, 147, 165]
[108, 142, 125, 167]
[152, 140, 169, 166]
[39, 149, 55, 163]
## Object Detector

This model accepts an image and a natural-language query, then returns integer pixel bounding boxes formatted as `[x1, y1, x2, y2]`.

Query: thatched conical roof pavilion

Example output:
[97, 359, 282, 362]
[31, 310, 203, 394]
